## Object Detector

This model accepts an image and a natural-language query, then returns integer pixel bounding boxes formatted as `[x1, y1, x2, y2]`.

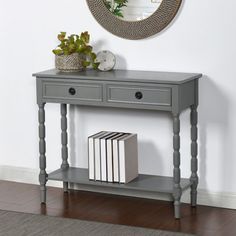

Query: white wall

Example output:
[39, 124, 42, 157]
[1, 0, 236, 207]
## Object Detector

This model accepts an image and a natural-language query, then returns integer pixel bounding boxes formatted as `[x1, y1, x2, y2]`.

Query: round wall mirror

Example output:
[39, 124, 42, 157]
[86, 0, 182, 40]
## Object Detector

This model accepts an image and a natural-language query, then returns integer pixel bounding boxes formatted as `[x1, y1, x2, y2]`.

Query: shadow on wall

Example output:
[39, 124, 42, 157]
[138, 141, 162, 174]
[115, 54, 127, 70]
[69, 105, 76, 167]
[69, 105, 86, 167]
[199, 75, 230, 192]
[68, 105, 97, 167]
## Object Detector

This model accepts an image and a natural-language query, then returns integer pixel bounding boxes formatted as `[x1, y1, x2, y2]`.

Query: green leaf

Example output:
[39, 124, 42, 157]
[75, 38, 83, 46]
[115, 0, 127, 4]
[68, 43, 76, 53]
[113, 8, 123, 17]
[75, 39, 85, 53]
[58, 32, 66, 41]
[63, 49, 70, 55]
[90, 52, 97, 61]
[82, 61, 91, 68]
[80, 31, 90, 44]
[68, 35, 75, 44]
[92, 62, 100, 70]
[52, 49, 63, 55]
[76, 45, 86, 53]
[83, 45, 92, 54]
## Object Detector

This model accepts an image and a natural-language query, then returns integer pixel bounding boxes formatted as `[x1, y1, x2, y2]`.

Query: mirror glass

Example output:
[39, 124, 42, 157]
[104, 0, 163, 21]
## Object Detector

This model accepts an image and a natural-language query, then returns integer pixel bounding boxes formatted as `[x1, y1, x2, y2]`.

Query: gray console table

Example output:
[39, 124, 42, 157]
[34, 69, 202, 219]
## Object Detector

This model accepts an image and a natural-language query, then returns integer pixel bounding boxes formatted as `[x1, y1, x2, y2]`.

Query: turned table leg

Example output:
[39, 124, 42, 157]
[172, 113, 182, 219]
[61, 104, 69, 192]
[38, 103, 47, 203]
[190, 105, 198, 207]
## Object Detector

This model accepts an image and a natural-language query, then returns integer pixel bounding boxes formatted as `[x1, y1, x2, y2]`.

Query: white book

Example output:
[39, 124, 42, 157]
[100, 132, 118, 182]
[119, 133, 138, 184]
[94, 131, 111, 181]
[107, 133, 124, 183]
[112, 133, 129, 182]
[88, 131, 106, 180]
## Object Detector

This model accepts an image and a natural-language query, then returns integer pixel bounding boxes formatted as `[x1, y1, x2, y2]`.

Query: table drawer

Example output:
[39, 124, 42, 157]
[107, 85, 171, 106]
[43, 82, 103, 102]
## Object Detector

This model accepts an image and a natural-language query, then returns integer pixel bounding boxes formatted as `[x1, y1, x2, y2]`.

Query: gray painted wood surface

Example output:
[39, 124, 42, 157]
[60, 104, 69, 192]
[190, 105, 198, 207]
[33, 69, 202, 85]
[107, 85, 172, 106]
[44, 82, 103, 102]
[36, 78, 198, 113]
[172, 114, 182, 219]
[38, 103, 47, 203]
[34, 69, 202, 218]
[48, 167, 191, 194]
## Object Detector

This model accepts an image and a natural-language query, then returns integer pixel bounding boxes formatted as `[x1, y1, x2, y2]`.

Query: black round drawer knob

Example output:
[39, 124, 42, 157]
[135, 91, 143, 100]
[69, 87, 76, 95]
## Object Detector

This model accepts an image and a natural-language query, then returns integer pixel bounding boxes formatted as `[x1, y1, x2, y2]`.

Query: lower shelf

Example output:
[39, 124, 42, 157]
[48, 167, 191, 194]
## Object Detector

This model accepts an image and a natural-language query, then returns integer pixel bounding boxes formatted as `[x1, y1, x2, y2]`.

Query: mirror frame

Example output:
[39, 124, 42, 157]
[86, 0, 182, 40]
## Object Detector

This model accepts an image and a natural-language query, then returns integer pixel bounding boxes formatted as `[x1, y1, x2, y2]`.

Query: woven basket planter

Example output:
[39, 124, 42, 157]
[55, 53, 85, 72]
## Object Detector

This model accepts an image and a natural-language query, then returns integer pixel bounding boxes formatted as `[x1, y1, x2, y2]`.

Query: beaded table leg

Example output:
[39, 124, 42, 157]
[190, 105, 198, 207]
[38, 103, 48, 203]
[172, 113, 182, 219]
[61, 104, 69, 192]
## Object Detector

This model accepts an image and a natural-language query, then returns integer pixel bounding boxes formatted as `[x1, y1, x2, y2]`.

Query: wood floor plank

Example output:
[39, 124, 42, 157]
[0, 180, 236, 236]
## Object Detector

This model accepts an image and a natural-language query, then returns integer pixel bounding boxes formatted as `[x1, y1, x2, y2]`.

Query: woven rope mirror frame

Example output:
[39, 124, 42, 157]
[86, 0, 182, 40]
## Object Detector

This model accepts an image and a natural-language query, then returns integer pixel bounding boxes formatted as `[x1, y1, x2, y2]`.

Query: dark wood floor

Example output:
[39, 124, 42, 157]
[0, 181, 235, 236]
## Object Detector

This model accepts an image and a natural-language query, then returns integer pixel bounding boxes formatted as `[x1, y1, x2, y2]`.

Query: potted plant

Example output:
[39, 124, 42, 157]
[52, 31, 99, 72]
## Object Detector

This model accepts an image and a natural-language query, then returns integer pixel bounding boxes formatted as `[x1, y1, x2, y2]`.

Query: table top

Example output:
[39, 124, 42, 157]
[33, 69, 202, 85]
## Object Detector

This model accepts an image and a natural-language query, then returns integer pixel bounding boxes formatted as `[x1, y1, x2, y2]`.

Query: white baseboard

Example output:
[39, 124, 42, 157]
[0, 165, 62, 188]
[0, 165, 235, 209]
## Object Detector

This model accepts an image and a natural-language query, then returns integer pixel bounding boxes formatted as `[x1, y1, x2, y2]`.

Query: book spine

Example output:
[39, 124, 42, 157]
[101, 138, 107, 182]
[119, 140, 125, 183]
[95, 138, 101, 181]
[113, 139, 119, 182]
[107, 139, 113, 182]
[88, 137, 95, 180]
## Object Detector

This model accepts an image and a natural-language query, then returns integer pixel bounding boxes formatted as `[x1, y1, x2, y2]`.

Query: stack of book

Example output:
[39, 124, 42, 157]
[88, 131, 138, 184]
